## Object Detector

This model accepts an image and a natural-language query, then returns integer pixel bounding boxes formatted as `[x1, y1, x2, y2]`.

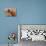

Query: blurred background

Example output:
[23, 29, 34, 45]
[0, 0, 46, 46]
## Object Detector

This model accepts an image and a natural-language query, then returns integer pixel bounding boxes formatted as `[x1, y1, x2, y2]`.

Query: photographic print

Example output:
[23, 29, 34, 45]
[4, 8, 16, 16]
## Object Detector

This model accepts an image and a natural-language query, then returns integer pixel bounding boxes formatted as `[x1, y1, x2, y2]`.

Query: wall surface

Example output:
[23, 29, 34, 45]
[0, 0, 46, 45]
